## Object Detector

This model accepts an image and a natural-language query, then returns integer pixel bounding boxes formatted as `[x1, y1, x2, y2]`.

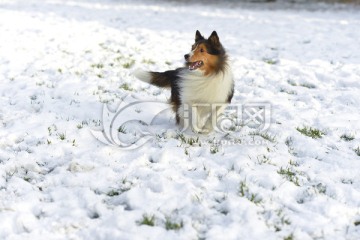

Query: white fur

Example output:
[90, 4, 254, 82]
[178, 66, 234, 132]
[133, 68, 152, 83]
[179, 66, 233, 105]
[188, 45, 197, 58]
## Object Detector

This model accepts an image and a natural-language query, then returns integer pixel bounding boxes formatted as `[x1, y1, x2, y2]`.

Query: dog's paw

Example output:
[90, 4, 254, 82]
[193, 127, 211, 135]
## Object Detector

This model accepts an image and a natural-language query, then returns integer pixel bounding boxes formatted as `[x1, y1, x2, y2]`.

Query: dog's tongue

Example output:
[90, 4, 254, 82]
[189, 61, 202, 70]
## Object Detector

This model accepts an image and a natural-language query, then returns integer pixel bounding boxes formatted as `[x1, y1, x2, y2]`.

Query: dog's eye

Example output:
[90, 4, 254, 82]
[200, 48, 204, 52]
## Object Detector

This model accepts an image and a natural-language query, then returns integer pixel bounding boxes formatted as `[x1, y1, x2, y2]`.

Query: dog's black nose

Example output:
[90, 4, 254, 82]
[184, 54, 190, 61]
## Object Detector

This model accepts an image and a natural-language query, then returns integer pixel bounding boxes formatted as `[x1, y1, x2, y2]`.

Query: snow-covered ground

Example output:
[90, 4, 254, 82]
[1, 0, 360, 239]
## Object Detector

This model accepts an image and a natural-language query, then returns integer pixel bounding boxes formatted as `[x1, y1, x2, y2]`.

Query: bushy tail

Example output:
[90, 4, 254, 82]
[133, 68, 178, 88]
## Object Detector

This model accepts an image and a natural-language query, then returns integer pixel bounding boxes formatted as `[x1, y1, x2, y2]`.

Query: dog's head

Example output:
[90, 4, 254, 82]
[184, 30, 227, 75]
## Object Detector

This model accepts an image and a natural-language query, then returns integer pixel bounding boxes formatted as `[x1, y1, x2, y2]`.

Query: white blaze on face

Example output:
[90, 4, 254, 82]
[187, 44, 205, 71]
[189, 44, 198, 58]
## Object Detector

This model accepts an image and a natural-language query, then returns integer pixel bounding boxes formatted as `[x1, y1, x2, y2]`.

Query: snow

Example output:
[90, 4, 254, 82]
[1, 0, 360, 239]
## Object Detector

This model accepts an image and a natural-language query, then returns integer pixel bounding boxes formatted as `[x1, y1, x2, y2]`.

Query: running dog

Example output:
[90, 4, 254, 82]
[133, 30, 234, 133]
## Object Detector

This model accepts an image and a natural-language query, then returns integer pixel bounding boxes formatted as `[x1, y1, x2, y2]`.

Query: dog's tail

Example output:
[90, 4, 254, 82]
[133, 68, 178, 88]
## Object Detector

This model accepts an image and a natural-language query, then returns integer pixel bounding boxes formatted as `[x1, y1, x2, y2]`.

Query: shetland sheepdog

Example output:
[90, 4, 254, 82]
[134, 30, 234, 133]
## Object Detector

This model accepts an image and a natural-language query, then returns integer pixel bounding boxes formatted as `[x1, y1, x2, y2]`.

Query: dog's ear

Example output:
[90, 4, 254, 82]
[195, 30, 204, 42]
[208, 31, 220, 46]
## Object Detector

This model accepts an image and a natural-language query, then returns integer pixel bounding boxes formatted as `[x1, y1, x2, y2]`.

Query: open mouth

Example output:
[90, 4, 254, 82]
[188, 61, 203, 71]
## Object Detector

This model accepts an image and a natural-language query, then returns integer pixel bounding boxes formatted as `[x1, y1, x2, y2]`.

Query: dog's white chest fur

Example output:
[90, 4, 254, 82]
[179, 68, 233, 104]
[177, 67, 233, 133]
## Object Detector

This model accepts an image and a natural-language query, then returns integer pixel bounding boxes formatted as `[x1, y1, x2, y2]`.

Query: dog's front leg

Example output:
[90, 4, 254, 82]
[202, 103, 228, 133]
[192, 105, 212, 134]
